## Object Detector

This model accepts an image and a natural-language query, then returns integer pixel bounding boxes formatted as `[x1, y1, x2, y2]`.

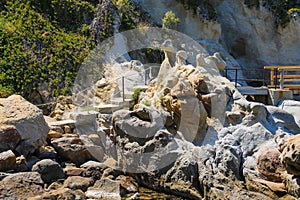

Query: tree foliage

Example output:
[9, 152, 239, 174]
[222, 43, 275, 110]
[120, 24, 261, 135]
[162, 11, 180, 30]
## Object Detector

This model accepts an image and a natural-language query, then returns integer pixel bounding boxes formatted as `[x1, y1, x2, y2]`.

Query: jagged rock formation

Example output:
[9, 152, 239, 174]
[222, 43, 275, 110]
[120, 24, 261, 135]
[98, 46, 300, 199]
[133, 0, 300, 81]
[1, 47, 300, 199]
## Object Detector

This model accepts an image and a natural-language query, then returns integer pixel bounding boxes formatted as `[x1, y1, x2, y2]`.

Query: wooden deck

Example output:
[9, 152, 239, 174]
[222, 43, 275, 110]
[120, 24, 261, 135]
[264, 66, 300, 93]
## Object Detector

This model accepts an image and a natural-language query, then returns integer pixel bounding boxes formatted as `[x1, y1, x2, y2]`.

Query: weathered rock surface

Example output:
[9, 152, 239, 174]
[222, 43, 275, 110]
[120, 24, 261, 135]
[281, 134, 300, 176]
[0, 95, 49, 157]
[51, 137, 95, 165]
[0, 172, 44, 199]
[86, 178, 122, 200]
[63, 176, 93, 191]
[0, 150, 16, 172]
[284, 174, 300, 198]
[0, 125, 21, 152]
[32, 159, 64, 183]
[112, 107, 164, 145]
[257, 148, 285, 182]
[100, 47, 300, 199]
[279, 100, 300, 127]
[35, 187, 85, 200]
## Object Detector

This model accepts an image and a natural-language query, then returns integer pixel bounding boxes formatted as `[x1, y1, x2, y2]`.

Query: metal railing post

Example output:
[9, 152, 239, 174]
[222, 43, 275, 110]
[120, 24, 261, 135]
[274, 68, 278, 90]
[235, 69, 238, 87]
[122, 76, 125, 102]
[279, 69, 284, 90]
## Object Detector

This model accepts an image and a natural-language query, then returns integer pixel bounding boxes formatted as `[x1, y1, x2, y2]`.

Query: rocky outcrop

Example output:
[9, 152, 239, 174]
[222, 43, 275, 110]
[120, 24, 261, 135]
[0, 95, 49, 157]
[133, 0, 221, 40]
[134, 0, 300, 81]
[0, 172, 44, 199]
[94, 46, 300, 199]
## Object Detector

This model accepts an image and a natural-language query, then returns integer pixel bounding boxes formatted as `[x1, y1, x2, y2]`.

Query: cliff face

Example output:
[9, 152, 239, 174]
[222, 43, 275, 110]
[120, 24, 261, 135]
[133, 0, 300, 75]
[211, 0, 300, 71]
[133, 0, 221, 40]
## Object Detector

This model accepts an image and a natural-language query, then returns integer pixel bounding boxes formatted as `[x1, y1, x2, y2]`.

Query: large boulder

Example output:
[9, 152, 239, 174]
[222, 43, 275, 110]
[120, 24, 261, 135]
[257, 148, 285, 182]
[0, 95, 49, 156]
[0, 172, 44, 199]
[112, 107, 164, 145]
[51, 137, 95, 165]
[267, 106, 300, 134]
[32, 159, 65, 183]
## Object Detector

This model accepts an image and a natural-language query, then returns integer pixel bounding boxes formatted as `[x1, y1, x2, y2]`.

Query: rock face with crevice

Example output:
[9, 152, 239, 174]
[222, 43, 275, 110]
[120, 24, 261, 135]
[133, 0, 300, 80]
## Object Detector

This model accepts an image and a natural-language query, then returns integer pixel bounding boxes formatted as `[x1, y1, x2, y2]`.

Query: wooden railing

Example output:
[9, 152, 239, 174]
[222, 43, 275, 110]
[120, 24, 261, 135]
[264, 66, 300, 91]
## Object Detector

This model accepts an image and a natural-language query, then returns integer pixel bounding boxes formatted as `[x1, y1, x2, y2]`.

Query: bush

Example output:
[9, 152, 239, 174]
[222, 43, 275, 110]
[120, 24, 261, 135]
[0, 85, 14, 98]
[261, 0, 299, 27]
[132, 87, 143, 103]
[162, 11, 180, 30]
[0, 0, 94, 100]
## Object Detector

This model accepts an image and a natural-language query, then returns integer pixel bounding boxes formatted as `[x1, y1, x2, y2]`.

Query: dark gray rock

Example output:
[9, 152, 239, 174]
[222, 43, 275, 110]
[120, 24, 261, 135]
[32, 159, 64, 183]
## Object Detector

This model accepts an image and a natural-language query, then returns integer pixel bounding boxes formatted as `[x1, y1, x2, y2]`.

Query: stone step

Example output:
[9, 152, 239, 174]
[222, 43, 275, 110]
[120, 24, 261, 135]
[110, 98, 135, 109]
[110, 98, 134, 104]
[237, 86, 268, 96]
[94, 104, 120, 114]
[48, 119, 76, 129]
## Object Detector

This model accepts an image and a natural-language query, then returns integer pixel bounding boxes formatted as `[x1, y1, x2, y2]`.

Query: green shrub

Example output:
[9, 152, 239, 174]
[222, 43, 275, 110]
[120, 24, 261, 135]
[0, 85, 15, 98]
[162, 11, 180, 30]
[132, 87, 143, 103]
[0, 0, 93, 100]
[144, 100, 151, 107]
[261, 0, 299, 27]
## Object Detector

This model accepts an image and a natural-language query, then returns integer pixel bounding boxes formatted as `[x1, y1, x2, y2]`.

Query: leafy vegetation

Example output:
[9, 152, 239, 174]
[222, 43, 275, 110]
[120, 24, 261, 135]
[162, 11, 180, 30]
[0, 0, 96, 100]
[263, 0, 299, 27]
[0, 0, 145, 101]
[245, 0, 300, 27]
[132, 87, 143, 104]
[114, 0, 141, 30]
[175, 0, 217, 21]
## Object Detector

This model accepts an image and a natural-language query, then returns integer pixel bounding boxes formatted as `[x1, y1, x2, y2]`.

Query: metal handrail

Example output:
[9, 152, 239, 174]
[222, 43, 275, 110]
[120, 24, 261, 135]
[74, 64, 161, 106]
[224, 68, 267, 87]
